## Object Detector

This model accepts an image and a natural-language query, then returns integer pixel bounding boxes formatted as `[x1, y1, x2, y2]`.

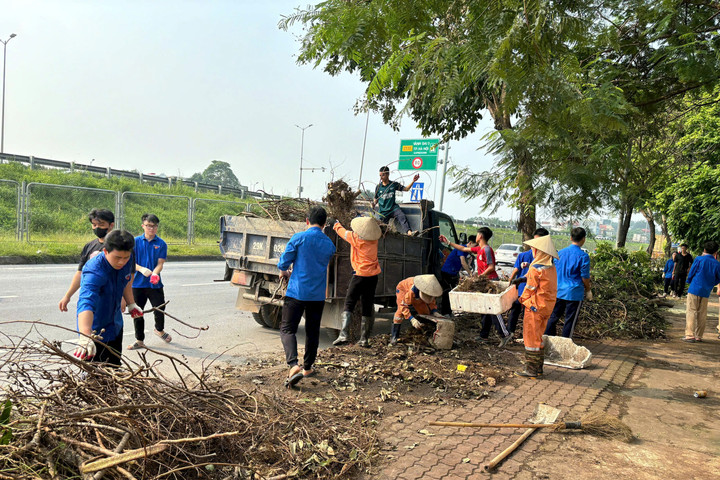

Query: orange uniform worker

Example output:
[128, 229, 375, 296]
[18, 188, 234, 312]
[391, 274, 444, 345]
[333, 217, 382, 347]
[515, 235, 558, 378]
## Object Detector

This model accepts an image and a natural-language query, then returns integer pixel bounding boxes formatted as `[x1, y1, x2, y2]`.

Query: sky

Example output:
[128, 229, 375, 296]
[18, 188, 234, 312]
[1, 0, 516, 221]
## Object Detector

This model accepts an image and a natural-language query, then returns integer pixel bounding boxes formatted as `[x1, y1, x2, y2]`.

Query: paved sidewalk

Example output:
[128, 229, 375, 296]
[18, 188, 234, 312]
[372, 340, 640, 480]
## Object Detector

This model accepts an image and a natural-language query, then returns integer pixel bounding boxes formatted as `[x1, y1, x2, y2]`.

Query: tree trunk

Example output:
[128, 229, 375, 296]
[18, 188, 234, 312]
[640, 208, 656, 255]
[486, 88, 536, 241]
[661, 214, 671, 257]
[616, 197, 634, 248]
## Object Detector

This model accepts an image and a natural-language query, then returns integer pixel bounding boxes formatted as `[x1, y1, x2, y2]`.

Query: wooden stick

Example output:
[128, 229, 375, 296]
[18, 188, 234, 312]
[80, 444, 169, 474]
[484, 426, 537, 471]
[430, 421, 556, 429]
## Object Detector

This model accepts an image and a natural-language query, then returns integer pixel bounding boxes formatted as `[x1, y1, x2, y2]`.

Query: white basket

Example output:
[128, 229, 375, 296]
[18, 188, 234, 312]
[448, 281, 518, 315]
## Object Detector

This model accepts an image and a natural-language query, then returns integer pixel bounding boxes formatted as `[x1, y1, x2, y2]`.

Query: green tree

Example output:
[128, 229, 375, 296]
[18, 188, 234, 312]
[191, 161, 240, 188]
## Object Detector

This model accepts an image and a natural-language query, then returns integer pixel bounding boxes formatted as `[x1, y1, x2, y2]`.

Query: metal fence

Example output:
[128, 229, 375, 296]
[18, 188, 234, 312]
[120, 192, 191, 245]
[191, 198, 248, 245]
[0, 179, 20, 240]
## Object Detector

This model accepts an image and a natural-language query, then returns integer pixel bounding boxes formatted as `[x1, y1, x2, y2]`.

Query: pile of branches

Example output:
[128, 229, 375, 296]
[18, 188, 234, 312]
[322, 180, 361, 227]
[574, 244, 667, 339]
[253, 197, 316, 222]
[0, 326, 378, 479]
[455, 275, 501, 294]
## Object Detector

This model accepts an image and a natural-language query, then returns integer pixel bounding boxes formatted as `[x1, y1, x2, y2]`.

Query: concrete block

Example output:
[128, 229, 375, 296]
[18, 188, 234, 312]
[543, 335, 592, 369]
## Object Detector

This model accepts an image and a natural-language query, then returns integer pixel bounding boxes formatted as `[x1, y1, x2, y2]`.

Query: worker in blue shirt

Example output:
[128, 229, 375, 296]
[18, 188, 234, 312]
[662, 252, 677, 297]
[74, 230, 143, 365]
[544, 227, 591, 338]
[277, 206, 336, 388]
[508, 228, 549, 336]
[439, 235, 477, 314]
[128, 213, 170, 351]
[683, 241, 720, 342]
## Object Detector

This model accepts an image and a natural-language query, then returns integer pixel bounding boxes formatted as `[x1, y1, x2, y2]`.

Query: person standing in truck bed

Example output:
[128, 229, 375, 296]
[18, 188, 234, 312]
[372, 166, 419, 235]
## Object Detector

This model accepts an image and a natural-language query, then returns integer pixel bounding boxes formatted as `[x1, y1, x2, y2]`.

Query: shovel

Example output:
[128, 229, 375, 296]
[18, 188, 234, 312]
[484, 403, 561, 471]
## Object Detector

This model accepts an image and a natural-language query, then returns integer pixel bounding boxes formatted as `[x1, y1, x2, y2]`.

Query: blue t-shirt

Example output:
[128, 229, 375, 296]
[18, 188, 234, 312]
[513, 250, 534, 296]
[278, 226, 336, 301]
[441, 247, 469, 276]
[556, 244, 591, 301]
[132, 234, 168, 289]
[77, 252, 134, 342]
[663, 259, 675, 279]
[687, 254, 720, 298]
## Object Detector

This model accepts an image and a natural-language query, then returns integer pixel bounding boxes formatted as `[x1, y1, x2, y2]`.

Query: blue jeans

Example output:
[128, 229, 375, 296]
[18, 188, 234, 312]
[380, 208, 411, 233]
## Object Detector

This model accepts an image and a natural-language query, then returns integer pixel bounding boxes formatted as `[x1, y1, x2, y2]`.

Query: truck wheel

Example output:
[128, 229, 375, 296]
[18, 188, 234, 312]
[261, 304, 282, 329]
[251, 311, 266, 327]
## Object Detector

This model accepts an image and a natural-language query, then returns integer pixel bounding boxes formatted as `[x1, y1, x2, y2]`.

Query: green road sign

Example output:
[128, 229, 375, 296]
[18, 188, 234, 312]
[398, 139, 439, 170]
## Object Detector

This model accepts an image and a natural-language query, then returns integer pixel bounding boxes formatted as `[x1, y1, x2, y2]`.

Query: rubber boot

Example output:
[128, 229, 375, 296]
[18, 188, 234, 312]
[516, 350, 541, 378]
[358, 314, 374, 348]
[333, 311, 353, 345]
[537, 347, 545, 375]
[389, 323, 402, 346]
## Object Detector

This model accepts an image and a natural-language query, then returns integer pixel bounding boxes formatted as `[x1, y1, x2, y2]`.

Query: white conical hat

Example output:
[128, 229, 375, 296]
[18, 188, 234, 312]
[350, 216, 382, 241]
[414, 274, 443, 297]
[523, 235, 558, 259]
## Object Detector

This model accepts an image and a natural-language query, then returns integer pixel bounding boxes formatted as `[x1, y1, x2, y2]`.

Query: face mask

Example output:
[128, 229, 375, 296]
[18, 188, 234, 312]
[93, 227, 109, 238]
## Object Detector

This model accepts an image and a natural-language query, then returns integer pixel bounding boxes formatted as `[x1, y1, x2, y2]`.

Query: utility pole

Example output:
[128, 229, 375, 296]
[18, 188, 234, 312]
[295, 124, 313, 198]
[1, 33, 17, 154]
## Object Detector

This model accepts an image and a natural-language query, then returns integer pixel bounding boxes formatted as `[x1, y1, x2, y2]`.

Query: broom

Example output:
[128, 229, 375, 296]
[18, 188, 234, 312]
[430, 411, 634, 442]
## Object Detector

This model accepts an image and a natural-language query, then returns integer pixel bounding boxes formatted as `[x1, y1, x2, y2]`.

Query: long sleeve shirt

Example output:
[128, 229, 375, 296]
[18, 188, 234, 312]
[512, 250, 534, 296]
[519, 264, 557, 317]
[333, 222, 381, 277]
[77, 252, 134, 342]
[663, 259, 675, 279]
[277, 226, 336, 301]
[395, 277, 439, 320]
[687, 254, 720, 298]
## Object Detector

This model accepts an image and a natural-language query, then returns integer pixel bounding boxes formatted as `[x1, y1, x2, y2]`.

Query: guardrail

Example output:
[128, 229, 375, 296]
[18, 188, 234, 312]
[0, 152, 280, 200]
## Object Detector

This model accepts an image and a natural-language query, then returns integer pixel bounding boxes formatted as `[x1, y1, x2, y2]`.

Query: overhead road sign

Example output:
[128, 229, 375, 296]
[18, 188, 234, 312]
[398, 139, 439, 170]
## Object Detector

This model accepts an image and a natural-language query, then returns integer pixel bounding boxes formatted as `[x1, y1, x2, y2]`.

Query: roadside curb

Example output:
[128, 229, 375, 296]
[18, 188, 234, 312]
[0, 255, 224, 265]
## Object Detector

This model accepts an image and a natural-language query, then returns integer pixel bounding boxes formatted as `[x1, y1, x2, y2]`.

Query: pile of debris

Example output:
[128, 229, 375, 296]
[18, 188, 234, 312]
[0, 332, 378, 479]
[455, 275, 501, 294]
[322, 179, 362, 227]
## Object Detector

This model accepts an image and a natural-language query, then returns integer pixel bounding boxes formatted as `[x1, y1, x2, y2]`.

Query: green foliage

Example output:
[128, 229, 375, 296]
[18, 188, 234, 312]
[0, 399, 12, 445]
[193, 160, 241, 188]
[576, 243, 666, 339]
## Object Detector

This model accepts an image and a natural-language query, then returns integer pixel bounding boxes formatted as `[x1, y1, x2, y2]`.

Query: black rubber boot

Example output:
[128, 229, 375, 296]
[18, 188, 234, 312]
[333, 311, 353, 345]
[516, 350, 541, 378]
[389, 323, 402, 346]
[537, 347, 545, 375]
[358, 314, 374, 347]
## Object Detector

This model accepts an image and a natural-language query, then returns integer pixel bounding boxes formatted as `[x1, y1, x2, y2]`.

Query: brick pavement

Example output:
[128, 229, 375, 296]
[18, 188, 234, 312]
[371, 340, 640, 479]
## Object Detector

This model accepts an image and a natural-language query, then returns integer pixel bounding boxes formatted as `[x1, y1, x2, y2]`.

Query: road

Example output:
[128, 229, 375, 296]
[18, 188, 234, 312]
[0, 261, 340, 372]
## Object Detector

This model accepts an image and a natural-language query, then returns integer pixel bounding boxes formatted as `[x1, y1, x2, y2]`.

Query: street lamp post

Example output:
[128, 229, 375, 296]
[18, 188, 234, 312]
[295, 123, 313, 198]
[1, 33, 17, 154]
[438, 143, 450, 211]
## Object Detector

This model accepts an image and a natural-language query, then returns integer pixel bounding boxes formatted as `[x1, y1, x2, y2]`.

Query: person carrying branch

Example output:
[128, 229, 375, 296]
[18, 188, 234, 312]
[277, 206, 336, 388]
[372, 166, 419, 235]
[513, 235, 558, 378]
[74, 230, 144, 366]
[128, 214, 170, 350]
[332, 216, 382, 347]
[391, 274, 444, 345]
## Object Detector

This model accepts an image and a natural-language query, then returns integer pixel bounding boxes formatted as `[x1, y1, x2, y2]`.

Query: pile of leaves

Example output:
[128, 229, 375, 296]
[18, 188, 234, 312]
[0, 331, 379, 479]
[574, 243, 667, 339]
[322, 179, 362, 227]
[455, 275, 501, 294]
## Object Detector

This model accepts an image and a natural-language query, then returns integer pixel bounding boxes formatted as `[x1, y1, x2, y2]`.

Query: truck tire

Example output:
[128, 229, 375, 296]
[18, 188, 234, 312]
[261, 304, 282, 329]
[251, 311, 266, 327]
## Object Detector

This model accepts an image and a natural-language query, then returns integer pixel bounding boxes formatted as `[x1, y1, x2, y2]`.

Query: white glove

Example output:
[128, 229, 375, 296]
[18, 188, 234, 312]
[585, 290, 593, 301]
[137, 266, 152, 277]
[410, 318, 422, 329]
[73, 335, 97, 361]
[127, 303, 144, 318]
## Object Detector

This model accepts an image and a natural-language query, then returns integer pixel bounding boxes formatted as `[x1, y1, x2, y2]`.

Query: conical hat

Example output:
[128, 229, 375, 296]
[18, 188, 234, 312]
[350, 216, 382, 241]
[523, 235, 558, 259]
[414, 274, 443, 297]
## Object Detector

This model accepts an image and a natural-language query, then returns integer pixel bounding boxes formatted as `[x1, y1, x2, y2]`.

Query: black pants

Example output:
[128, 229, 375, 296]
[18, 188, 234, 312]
[280, 297, 325, 371]
[91, 330, 123, 366]
[439, 272, 460, 315]
[344, 275, 378, 316]
[675, 273, 688, 297]
[545, 299, 583, 338]
[132, 287, 166, 341]
[479, 314, 510, 338]
[380, 208, 411, 233]
[507, 300, 523, 333]
[663, 278, 672, 294]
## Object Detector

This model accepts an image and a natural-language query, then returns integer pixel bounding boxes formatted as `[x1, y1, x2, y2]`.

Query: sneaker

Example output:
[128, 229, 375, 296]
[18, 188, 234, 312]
[476, 336, 490, 344]
[499, 334, 513, 348]
[127, 340, 146, 350]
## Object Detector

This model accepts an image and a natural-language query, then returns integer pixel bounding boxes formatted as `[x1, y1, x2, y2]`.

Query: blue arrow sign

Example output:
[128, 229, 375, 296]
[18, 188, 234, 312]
[410, 182, 424, 202]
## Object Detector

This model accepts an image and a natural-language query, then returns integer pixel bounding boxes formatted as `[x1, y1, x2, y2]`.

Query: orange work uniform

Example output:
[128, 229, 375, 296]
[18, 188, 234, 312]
[393, 277, 439, 323]
[519, 264, 557, 351]
[333, 223, 381, 277]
